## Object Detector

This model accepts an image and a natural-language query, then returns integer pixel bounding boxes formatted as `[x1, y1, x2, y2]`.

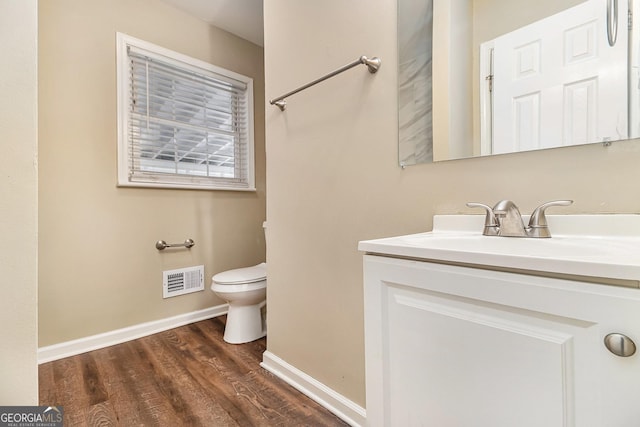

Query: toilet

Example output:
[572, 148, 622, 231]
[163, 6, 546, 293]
[211, 262, 267, 344]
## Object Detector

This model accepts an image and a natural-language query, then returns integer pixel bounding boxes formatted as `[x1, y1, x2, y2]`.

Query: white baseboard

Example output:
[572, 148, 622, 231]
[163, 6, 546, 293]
[38, 304, 228, 364]
[260, 351, 366, 427]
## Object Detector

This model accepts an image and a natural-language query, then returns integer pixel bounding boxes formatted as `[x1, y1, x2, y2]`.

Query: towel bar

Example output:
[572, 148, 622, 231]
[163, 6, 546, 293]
[269, 55, 381, 111]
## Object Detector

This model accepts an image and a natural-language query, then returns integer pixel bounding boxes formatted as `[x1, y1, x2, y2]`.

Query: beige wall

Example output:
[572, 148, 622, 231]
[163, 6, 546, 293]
[473, 0, 585, 44]
[264, 0, 640, 407]
[0, 0, 39, 404]
[38, 0, 265, 346]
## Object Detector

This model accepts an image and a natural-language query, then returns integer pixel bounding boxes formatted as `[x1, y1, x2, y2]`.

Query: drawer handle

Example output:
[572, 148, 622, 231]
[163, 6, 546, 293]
[604, 333, 636, 357]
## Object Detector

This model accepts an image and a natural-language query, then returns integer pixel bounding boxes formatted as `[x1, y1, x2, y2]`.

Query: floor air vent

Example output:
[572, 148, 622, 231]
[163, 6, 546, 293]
[163, 265, 205, 298]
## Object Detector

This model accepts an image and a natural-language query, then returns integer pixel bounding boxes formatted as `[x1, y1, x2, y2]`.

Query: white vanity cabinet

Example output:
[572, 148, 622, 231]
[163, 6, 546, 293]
[363, 254, 640, 427]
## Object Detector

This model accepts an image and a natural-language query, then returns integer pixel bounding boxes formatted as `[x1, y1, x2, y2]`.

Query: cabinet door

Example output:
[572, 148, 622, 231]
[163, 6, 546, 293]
[363, 255, 640, 427]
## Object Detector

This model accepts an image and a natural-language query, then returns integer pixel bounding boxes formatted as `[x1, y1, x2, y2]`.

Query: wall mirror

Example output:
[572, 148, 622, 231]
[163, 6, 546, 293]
[399, 0, 640, 166]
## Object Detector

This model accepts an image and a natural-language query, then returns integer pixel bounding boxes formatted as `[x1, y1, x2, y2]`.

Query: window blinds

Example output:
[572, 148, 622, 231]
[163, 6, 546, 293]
[126, 46, 252, 190]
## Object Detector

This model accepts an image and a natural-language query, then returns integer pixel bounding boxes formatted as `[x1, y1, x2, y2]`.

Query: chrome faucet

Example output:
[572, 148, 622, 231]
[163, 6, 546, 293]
[466, 200, 573, 238]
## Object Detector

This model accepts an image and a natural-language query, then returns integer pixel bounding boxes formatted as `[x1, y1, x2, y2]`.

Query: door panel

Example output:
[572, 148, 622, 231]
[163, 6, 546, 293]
[385, 284, 599, 427]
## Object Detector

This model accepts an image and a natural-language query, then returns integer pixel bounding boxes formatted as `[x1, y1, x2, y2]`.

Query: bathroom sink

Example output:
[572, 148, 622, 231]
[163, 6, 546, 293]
[394, 232, 612, 258]
[358, 215, 640, 282]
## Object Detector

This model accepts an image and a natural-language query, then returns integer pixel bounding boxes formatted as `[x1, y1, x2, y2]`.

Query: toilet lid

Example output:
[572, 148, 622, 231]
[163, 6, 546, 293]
[212, 262, 266, 285]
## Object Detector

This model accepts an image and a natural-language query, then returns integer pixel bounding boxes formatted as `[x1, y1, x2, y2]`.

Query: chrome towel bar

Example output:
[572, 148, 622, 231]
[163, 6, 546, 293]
[269, 55, 381, 111]
[155, 239, 195, 251]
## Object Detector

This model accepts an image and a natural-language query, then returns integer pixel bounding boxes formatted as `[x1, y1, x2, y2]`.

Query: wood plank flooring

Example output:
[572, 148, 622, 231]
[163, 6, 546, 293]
[39, 316, 349, 426]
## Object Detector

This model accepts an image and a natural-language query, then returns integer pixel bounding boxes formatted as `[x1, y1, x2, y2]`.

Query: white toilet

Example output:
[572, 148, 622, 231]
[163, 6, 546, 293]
[211, 262, 267, 344]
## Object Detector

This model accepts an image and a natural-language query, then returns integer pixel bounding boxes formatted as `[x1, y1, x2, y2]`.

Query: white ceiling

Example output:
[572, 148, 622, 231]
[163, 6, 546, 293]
[160, 0, 264, 46]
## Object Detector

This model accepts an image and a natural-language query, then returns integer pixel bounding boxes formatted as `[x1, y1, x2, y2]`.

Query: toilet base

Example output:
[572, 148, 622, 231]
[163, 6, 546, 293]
[224, 303, 266, 344]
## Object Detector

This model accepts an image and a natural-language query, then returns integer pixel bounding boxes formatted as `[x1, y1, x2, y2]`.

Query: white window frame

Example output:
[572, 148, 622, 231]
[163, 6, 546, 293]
[116, 32, 255, 191]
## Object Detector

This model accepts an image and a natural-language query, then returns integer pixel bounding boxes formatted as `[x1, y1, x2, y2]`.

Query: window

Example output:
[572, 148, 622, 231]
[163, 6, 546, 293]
[116, 33, 255, 190]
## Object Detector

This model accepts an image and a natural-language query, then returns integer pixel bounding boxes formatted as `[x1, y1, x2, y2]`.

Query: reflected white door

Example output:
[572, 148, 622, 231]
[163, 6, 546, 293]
[485, 0, 628, 154]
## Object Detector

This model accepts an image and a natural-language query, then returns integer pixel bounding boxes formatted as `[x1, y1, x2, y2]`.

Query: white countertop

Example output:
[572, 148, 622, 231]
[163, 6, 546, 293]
[358, 215, 640, 282]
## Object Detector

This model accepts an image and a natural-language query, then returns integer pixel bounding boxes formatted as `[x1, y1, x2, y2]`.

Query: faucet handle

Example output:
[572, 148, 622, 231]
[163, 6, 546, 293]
[528, 200, 573, 227]
[527, 200, 573, 237]
[466, 202, 499, 235]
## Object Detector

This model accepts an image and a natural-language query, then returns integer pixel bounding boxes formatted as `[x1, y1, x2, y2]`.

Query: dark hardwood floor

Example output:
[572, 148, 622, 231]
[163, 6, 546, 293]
[39, 316, 349, 426]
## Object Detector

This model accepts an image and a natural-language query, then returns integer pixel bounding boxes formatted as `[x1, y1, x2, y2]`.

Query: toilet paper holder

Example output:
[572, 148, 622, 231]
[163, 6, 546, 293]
[155, 239, 195, 251]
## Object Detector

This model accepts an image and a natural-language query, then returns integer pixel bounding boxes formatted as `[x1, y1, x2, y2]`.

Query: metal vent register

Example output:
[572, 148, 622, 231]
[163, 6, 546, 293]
[163, 265, 204, 298]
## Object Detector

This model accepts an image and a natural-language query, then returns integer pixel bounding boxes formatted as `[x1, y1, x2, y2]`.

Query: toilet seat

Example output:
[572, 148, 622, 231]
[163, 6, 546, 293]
[211, 280, 266, 294]
[212, 262, 266, 285]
